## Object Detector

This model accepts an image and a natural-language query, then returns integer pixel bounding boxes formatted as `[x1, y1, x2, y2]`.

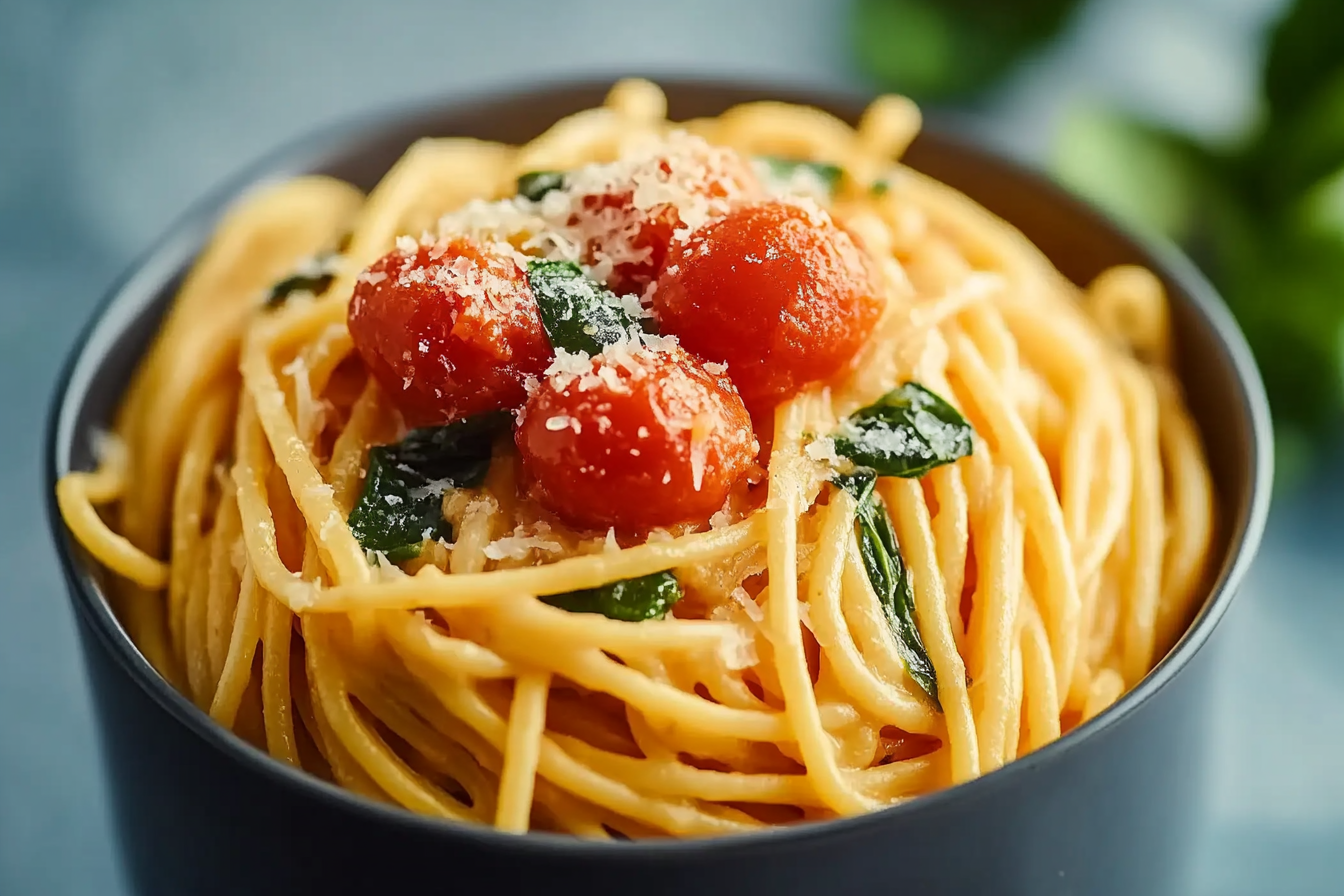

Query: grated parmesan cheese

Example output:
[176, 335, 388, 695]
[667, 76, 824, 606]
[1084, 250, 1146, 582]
[720, 627, 759, 671]
[366, 549, 405, 581]
[753, 158, 835, 204]
[804, 436, 843, 468]
[281, 354, 328, 444]
[319, 510, 343, 542]
[484, 523, 564, 561]
[301, 482, 335, 502]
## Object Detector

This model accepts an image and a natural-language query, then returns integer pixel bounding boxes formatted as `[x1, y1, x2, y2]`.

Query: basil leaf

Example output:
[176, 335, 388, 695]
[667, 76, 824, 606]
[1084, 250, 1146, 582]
[870, 178, 891, 197]
[526, 260, 637, 355]
[517, 170, 566, 202]
[756, 156, 844, 196]
[542, 571, 683, 622]
[347, 412, 510, 562]
[835, 471, 940, 708]
[265, 253, 338, 308]
[833, 382, 973, 478]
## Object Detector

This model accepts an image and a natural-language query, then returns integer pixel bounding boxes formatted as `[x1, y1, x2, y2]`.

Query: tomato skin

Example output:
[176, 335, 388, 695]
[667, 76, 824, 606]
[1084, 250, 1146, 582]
[570, 139, 761, 297]
[515, 344, 758, 531]
[347, 238, 552, 427]
[652, 199, 884, 410]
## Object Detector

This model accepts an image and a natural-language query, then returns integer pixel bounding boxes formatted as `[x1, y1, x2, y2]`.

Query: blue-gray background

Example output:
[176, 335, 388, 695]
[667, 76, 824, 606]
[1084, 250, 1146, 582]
[2, 1, 1340, 893]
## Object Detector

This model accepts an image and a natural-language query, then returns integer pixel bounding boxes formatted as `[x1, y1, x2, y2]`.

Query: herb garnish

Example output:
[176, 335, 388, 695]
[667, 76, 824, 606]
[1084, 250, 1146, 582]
[526, 260, 638, 355]
[834, 470, 939, 708]
[542, 571, 683, 622]
[347, 412, 510, 563]
[832, 383, 973, 479]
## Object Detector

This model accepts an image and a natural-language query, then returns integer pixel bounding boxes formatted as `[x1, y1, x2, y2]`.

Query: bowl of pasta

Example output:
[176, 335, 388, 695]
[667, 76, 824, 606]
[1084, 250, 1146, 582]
[47, 78, 1271, 896]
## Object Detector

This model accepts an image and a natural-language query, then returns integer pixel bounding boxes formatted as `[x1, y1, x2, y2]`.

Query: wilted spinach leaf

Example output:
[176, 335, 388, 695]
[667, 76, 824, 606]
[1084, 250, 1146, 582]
[347, 412, 510, 563]
[526, 260, 637, 355]
[834, 471, 939, 708]
[542, 571, 683, 622]
[517, 170, 566, 202]
[833, 383, 973, 478]
[265, 252, 340, 308]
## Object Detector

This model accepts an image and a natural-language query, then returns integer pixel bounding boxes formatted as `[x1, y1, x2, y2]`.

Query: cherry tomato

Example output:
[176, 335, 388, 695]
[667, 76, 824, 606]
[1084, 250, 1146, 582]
[569, 137, 760, 297]
[515, 342, 758, 531]
[347, 237, 551, 426]
[653, 199, 884, 410]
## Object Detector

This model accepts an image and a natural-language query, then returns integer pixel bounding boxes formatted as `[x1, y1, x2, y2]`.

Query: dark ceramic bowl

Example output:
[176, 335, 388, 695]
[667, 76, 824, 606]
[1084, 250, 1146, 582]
[46, 79, 1272, 896]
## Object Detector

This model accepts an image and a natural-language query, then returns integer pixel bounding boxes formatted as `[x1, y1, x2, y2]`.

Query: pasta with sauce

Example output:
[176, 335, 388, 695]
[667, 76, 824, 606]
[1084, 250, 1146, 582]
[56, 79, 1216, 837]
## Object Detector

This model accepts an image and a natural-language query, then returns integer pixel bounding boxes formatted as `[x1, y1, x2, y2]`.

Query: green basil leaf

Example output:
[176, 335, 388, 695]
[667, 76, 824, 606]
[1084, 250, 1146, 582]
[347, 412, 510, 562]
[870, 178, 891, 197]
[835, 471, 940, 708]
[526, 260, 637, 355]
[517, 170, 567, 202]
[833, 382, 973, 478]
[1264, 0, 1344, 126]
[542, 571, 683, 622]
[755, 156, 844, 197]
[852, 0, 1081, 102]
[265, 251, 339, 308]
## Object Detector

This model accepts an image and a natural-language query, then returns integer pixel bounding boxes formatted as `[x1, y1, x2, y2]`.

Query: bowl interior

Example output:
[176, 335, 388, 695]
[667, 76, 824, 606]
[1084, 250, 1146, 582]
[48, 77, 1272, 842]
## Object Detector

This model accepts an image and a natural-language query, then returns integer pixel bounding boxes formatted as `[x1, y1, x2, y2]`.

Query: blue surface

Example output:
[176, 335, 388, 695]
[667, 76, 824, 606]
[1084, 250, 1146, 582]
[2, 1, 1340, 894]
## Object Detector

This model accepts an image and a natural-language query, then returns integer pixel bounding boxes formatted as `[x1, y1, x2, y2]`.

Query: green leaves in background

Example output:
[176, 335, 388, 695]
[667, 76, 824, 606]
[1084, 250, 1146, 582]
[1047, 0, 1344, 481]
[852, 0, 1083, 101]
[1052, 105, 1214, 247]
[853, 0, 1344, 475]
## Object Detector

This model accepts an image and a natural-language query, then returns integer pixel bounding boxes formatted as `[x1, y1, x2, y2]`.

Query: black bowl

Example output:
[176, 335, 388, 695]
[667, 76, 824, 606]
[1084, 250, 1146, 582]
[45, 79, 1272, 896]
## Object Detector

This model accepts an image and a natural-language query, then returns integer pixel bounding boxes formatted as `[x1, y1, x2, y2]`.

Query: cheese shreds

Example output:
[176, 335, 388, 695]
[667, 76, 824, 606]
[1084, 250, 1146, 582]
[319, 510, 343, 543]
[702, 361, 728, 376]
[281, 354, 327, 444]
[804, 436, 843, 467]
[484, 523, 564, 561]
[435, 131, 754, 297]
[366, 549, 405, 582]
[753, 158, 835, 204]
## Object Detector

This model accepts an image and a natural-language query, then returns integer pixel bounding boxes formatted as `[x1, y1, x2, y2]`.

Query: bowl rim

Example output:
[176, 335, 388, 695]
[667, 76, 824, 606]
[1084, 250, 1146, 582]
[44, 74, 1274, 857]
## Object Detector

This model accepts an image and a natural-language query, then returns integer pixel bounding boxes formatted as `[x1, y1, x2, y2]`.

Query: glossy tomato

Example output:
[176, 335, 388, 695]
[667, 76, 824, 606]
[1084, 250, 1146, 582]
[653, 199, 884, 410]
[567, 135, 760, 297]
[347, 237, 551, 426]
[516, 341, 757, 531]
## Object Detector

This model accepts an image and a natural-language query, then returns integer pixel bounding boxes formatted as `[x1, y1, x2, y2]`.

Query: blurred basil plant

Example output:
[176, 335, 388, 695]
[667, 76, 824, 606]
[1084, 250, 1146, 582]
[855, 0, 1344, 484]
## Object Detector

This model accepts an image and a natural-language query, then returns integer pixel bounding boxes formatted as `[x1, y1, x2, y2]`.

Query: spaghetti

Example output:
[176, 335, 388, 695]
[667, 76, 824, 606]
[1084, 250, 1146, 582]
[56, 79, 1216, 838]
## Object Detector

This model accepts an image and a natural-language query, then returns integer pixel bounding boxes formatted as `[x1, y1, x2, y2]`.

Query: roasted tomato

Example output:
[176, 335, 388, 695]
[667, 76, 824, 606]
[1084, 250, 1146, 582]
[567, 134, 760, 297]
[515, 341, 757, 531]
[653, 199, 884, 410]
[347, 237, 552, 426]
